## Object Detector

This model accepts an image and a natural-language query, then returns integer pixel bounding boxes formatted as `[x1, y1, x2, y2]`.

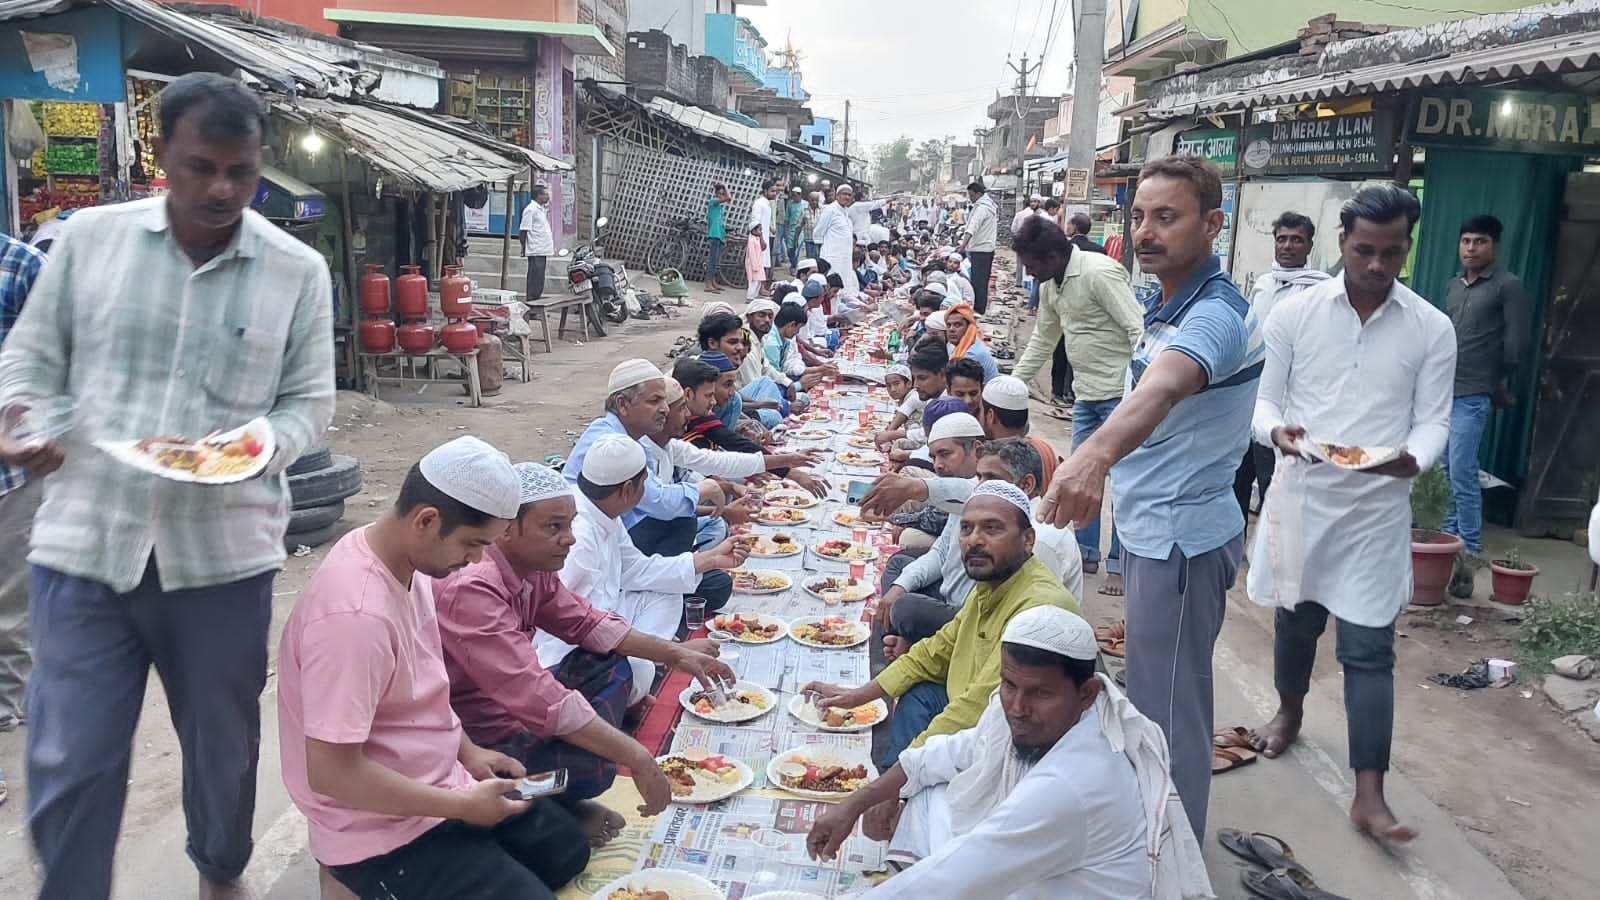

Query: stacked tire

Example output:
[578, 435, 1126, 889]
[285, 444, 362, 551]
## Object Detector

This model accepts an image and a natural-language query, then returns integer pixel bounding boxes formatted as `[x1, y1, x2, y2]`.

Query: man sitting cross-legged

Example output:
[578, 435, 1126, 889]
[804, 481, 1080, 768]
[805, 606, 1210, 900]
[434, 462, 737, 849]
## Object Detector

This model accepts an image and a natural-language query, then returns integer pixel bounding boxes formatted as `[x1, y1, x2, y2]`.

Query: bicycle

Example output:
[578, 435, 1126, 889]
[646, 217, 701, 278]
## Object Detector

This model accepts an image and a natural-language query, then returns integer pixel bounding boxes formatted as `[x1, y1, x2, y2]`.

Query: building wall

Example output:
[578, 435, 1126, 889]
[705, 13, 766, 84]
[626, 29, 697, 100]
[764, 66, 806, 100]
[187, 0, 581, 36]
[627, 0, 709, 56]
[1131, 0, 1534, 55]
[799, 117, 832, 164]
[575, 0, 626, 81]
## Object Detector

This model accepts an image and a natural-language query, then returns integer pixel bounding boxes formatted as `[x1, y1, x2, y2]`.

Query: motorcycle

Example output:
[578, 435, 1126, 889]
[587, 217, 631, 325]
[558, 241, 609, 337]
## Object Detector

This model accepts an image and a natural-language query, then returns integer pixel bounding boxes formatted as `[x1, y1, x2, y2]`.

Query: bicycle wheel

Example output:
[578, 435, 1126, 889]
[645, 236, 672, 278]
[719, 243, 749, 289]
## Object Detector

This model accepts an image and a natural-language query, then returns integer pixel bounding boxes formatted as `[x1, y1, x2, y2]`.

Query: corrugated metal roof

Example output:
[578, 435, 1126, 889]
[270, 96, 566, 193]
[0, 0, 362, 97]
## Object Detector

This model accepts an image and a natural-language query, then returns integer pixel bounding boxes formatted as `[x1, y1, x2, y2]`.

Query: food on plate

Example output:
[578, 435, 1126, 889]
[791, 616, 866, 647]
[748, 534, 801, 557]
[1320, 443, 1370, 466]
[761, 479, 805, 494]
[772, 755, 870, 794]
[711, 613, 784, 641]
[846, 436, 877, 449]
[689, 688, 769, 716]
[607, 890, 668, 900]
[812, 539, 877, 561]
[830, 508, 871, 527]
[134, 433, 265, 477]
[730, 569, 791, 593]
[789, 429, 832, 441]
[757, 507, 811, 524]
[765, 491, 818, 509]
[660, 754, 744, 796]
[803, 575, 874, 602]
[836, 450, 882, 466]
[800, 700, 884, 729]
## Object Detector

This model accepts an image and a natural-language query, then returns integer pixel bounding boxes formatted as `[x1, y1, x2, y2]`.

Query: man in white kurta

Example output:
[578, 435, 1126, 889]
[535, 435, 748, 704]
[1246, 184, 1454, 844]
[815, 186, 862, 293]
[806, 606, 1211, 900]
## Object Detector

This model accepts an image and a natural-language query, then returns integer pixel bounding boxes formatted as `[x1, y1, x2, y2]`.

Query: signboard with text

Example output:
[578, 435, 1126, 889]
[1405, 88, 1600, 155]
[1174, 127, 1239, 171]
[1241, 111, 1395, 176]
[1064, 168, 1092, 202]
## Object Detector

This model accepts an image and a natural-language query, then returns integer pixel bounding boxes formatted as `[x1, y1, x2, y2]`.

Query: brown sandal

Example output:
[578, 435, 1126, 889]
[1213, 745, 1259, 774]
[1096, 620, 1126, 658]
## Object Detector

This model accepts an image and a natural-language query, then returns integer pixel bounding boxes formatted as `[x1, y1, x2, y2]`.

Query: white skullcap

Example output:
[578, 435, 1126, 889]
[944, 250, 963, 261]
[607, 358, 664, 394]
[927, 272, 948, 285]
[581, 434, 647, 486]
[927, 411, 983, 443]
[969, 479, 1033, 521]
[982, 375, 1030, 412]
[419, 436, 519, 519]
[808, 273, 827, 285]
[887, 364, 912, 381]
[836, 183, 854, 194]
[925, 311, 948, 331]
[1002, 605, 1097, 660]
[746, 298, 779, 316]
[515, 462, 571, 505]
[922, 282, 948, 297]
[700, 300, 738, 320]
[664, 376, 685, 404]
[796, 258, 817, 271]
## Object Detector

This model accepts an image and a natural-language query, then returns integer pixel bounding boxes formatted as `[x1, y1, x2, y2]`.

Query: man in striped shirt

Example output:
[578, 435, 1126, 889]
[0, 74, 335, 900]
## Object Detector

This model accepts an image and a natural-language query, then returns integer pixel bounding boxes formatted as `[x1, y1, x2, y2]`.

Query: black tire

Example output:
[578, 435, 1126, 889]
[719, 253, 748, 289]
[284, 523, 337, 552]
[288, 500, 344, 534]
[602, 293, 629, 324]
[585, 301, 608, 337]
[286, 443, 332, 476]
[289, 455, 362, 510]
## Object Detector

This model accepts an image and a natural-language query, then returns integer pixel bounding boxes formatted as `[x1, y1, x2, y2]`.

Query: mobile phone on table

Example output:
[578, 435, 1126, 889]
[505, 769, 568, 801]
[846, 479, 874, 505]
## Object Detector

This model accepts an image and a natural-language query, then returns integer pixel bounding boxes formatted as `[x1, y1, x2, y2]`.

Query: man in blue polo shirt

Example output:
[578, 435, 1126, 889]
[1038, 155, 1260, 840]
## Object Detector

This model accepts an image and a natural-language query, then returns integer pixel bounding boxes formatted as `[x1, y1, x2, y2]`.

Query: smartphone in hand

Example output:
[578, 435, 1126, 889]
[505, 769, 568, 801]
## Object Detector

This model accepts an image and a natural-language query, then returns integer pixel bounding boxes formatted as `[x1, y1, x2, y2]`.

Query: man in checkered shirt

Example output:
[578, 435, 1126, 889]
[0, 231, 46, 735]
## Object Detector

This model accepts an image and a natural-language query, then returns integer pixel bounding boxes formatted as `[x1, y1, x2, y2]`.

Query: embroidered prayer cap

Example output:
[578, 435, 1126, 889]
[700, 351, 736, 373]
[944, 250, 963, 261]
[419, 436, 519, 519]
[968, 479, 1033, 522]
[887, 364, 912, 381]
[836, 183, 855, 195]
[515, 462, 572, 505]
[607, 358, 665, 394]
[746, 298, 780, 316]
[664, 376, 685, 404]
[1002, 605, 1098, 661]
[925, 311, 947, 331]
[581, 434, 647, 486]
[926, 410, 984, 443]
[921, 282, 948, 297]
[982, 375, 1030, 412]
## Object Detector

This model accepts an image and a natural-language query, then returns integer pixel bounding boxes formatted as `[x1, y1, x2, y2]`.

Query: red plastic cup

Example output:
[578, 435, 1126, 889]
[849, 561, 867, 581]
[858, 410, 870, 426]
[852, 526, 868, 544]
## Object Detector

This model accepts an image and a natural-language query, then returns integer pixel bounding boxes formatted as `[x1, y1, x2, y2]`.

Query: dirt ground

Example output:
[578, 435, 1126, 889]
[0, 261, 1597, 899]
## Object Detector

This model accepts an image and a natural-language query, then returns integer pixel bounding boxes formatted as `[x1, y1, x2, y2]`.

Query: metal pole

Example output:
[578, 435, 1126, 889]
[1067, 0, 1107, 201]
[1014, 54, 1029, 181]
[842, 100, 851, 181]
[500, 174, 515, 291]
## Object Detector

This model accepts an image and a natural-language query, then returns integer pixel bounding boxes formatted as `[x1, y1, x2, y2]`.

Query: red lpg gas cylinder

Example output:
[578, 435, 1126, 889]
[476, 331, 504, 396]
[359, 264, 391, 316]
[439, 320, 479, 354]
[440, 265, 473, 317]
[359, 318, 395, 353]
[395, 265, 428, 319]
[396, 322, 435, 355]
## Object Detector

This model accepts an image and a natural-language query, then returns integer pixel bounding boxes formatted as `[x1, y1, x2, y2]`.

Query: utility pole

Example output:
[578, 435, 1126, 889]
[1067, 0, 1108, 207]
[841, 100, 851, 181]
[1005, 54, 1040, 190]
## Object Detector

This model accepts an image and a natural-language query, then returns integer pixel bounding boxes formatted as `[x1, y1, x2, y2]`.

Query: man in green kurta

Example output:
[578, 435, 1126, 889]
[805, 481, 1080, 767]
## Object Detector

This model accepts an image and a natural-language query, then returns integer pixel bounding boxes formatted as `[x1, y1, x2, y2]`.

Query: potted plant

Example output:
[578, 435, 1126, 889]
[1410, 466, 1464, 606]
[1489, 547, 1540, 606]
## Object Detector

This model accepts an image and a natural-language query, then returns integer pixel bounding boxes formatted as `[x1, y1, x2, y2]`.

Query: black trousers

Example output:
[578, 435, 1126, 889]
[627, 515, 731, 615]
[329, 802, 589, 900]
[1233, 440, 1277, 518]
[969, 251, 995, 314]
[1274, 602, 1396, 772]
[525, 256, 547, 300]
[1051, 337, 1074, 400]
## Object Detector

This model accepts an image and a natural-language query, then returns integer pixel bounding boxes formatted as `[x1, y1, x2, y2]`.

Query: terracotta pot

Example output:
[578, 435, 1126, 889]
[396, 322, 435, 355]
[1410, 529, 1464, 606]
[1489, 561, 1540, 606]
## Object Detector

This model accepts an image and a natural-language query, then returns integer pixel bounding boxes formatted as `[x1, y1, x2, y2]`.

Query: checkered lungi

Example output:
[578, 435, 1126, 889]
[489, 648, 633, 804]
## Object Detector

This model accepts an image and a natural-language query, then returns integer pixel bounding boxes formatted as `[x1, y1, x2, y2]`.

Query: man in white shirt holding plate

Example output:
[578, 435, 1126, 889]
[1246, 184, 1455, 844]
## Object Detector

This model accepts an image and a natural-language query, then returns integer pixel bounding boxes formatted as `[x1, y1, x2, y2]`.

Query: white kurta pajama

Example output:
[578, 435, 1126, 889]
[537, 491, 699, 702]
[875, 682, 1211, 900]
[814, 202, 859, 293]
[1249, 277, 1456, 626]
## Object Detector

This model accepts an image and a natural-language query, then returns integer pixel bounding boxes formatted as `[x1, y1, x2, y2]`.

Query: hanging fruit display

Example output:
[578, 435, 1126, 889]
[42, 102, 98, 138]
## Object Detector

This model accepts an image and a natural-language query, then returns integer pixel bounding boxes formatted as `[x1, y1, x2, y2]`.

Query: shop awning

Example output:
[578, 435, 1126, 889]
[270, 96, 569, 193]
[0, 0, 366, 97]
[321, 9, 615, 57]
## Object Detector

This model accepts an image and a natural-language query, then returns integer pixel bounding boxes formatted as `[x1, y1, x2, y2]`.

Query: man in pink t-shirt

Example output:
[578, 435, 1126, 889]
[279, 437, 589, 900]
[436, 462, 735, 847]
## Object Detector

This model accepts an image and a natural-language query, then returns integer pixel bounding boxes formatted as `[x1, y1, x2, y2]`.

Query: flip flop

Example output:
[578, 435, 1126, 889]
[1214, 726, 1255, 749]
[1218, 829, 1308, 876]
[1213, 745, 1258, 774]
[1096, 620, 1126, 658]
[1241, 867, 1350, 900]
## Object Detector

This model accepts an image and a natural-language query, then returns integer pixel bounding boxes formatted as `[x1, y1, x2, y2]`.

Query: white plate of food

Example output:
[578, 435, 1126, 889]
[679, 681, 776, 724]
[845, 435, 878, 449]
[788, 428, 833, 442]
[1304, 439, 1402, 471]
[730, 569, 793, 595]
[95, 419, 275, 485]
[786, 695, 889, 733]
[766, 747, 877, 801]
[594, 867, 726, 899]
[756, 506, 813, 526]
[835, 450, 884, 468]
[708, 612, 789, 643]
[765, 490, 820, 509]
[829, 508, 876, 529]
[800, 575, 875, 603]
[761, 478, 805, 495]
[748, 893, 828, 900]
[747, 533, 803, 558]
[788, 615, 870, 649]
[811, 539, 880, 563]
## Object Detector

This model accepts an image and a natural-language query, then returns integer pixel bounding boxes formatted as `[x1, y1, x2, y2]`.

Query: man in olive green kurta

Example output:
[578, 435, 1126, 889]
[804, 482, 1080, 766]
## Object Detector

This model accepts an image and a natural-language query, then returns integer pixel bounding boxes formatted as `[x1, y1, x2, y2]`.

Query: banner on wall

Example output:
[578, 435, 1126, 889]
[1406, 87, 1600, 156]
[1241, 111, 1395, 177]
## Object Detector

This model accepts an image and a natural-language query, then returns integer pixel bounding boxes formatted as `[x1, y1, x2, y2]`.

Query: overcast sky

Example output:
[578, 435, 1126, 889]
[741, 0, 1078, 154]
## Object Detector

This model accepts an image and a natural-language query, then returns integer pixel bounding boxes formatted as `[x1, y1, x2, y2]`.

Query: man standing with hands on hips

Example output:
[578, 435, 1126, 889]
[1037, 155, 1261, 840]
[520, 184, 555, 301]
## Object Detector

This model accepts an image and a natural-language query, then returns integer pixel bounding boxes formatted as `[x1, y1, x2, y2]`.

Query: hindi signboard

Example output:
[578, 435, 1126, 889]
[1174, 127, 1239, 172]
[1241, 111, 1395, 176]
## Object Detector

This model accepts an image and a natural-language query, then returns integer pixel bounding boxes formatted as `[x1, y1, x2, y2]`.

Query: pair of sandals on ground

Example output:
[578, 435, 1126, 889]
[1220, 829, 1350, 900]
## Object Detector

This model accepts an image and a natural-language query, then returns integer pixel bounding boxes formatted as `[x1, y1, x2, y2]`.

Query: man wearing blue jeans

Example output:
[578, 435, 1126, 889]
[704, 184, 728, 292]
[1008, 214, 1143, 597]
[1442, 214, 1530, 598]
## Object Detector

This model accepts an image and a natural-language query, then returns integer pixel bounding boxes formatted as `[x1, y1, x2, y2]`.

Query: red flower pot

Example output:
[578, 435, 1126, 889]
[1489, 561, 1540, 606]
[1410, 529, 1464, 606]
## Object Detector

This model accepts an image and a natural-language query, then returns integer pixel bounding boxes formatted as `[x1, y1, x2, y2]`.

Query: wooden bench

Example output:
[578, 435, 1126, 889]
[525, 293, 595, 352]
[358, 348, 483, 407]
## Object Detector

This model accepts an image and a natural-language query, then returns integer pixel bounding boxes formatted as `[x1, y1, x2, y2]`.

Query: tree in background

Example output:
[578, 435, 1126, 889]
[913, 137, 950, 192]
[872, 137, 914, 192]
